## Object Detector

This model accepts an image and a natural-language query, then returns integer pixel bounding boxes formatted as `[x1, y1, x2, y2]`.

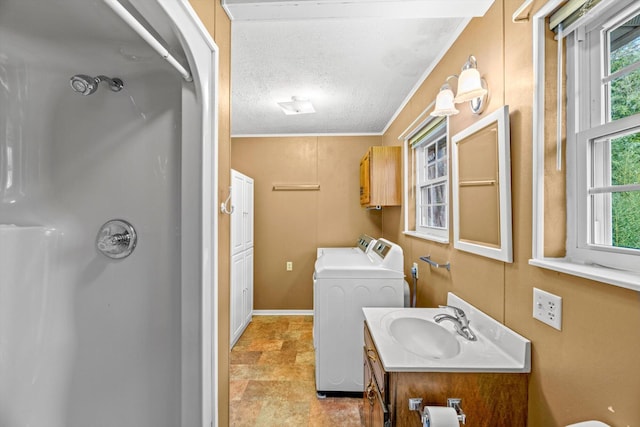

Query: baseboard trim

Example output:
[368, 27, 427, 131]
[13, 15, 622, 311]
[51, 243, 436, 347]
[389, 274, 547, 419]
[252, 310, 314, 316]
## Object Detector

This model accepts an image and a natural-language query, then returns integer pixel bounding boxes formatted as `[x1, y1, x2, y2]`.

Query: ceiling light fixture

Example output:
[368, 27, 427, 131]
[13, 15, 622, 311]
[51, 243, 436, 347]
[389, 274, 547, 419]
[431, 55, 489, 117]
[277, 96, 315, 115]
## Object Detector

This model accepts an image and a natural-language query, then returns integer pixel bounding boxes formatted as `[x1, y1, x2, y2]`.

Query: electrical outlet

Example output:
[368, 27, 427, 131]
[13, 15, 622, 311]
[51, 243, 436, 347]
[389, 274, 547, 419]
[286, 261, 293, 271]
[412, 262, 419, 279]
[533, 287, 562, 330]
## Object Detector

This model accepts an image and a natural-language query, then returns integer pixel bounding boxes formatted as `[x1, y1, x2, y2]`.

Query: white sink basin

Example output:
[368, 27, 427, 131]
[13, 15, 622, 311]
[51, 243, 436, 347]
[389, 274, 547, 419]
[388, 317, 460, 359]
[363, 293, 531, 373]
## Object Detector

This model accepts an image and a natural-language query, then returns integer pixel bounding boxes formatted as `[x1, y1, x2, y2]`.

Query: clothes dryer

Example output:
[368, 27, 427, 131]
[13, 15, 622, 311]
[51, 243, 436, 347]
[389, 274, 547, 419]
[313, 238, 404, 395]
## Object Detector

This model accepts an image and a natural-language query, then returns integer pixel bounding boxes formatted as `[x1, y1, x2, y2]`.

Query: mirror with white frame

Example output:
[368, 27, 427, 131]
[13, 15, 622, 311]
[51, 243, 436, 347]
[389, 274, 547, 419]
[451, 105, 512, 262]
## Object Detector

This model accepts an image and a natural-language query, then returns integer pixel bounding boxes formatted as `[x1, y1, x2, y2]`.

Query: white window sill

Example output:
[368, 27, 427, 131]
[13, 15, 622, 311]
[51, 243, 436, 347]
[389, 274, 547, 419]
[403, 230, 449, 244]
[529, 257, 640, 292]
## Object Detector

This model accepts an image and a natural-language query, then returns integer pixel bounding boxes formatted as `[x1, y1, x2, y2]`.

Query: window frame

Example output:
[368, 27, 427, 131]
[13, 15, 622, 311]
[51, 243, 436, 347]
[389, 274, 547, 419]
[402, 116, 450, 243]
[574, 117, 640, 268]
[570, 1, 640, 268]
[531, 0, 640, 291]
[415, 124, 448, 237]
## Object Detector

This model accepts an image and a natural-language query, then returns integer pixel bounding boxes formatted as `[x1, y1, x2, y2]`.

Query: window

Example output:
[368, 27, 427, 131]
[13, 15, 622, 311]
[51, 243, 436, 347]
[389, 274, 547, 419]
[570, 1, 640, 271]
[532, 0, 640, 290]
[403, 116, 449, 242]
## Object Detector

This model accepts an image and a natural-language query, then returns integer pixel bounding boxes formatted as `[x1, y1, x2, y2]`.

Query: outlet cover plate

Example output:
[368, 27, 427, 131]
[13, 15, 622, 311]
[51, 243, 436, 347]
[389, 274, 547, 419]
[533, 287, 562, 330]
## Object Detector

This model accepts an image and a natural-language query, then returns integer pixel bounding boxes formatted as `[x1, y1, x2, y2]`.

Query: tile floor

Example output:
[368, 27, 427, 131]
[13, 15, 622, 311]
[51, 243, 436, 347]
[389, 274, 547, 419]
[229, 315, 364, 426]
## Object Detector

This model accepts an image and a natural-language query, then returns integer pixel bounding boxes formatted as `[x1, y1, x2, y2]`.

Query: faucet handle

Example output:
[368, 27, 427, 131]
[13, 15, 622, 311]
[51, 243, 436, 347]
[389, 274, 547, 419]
[438, 305, 467, 319]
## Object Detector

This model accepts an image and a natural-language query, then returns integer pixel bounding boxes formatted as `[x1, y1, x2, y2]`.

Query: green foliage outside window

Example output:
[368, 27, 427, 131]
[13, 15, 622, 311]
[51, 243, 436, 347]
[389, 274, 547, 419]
[610, 34, 640, 250]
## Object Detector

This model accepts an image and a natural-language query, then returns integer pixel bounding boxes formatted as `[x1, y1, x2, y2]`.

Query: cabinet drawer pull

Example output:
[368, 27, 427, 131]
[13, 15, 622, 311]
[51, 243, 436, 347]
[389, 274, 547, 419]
[364, 346, 390, 420]
[365, 376, 390, 416]
[366, 348, 377, 362]
[366, 381, 376, 405]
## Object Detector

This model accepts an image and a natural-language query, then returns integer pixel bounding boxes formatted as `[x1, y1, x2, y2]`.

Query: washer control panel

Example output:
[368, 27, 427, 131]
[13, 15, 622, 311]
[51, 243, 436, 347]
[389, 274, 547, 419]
[356, 234, 375, 252]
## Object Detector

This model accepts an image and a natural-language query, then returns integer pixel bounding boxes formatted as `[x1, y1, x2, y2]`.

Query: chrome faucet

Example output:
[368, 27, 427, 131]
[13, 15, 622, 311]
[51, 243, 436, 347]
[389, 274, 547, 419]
[434, 305, 477, 341]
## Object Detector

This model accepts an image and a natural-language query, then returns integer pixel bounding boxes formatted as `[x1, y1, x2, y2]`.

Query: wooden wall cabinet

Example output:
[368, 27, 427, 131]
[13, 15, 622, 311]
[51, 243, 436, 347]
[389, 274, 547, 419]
[363, 323, 528, 427]
[360, 146, 401, 207]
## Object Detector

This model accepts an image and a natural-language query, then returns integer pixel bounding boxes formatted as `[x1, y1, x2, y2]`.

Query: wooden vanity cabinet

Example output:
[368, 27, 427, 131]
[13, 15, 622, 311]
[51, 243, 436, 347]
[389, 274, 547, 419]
[363, 323, 529, 427]
[359, 146, 401, 207]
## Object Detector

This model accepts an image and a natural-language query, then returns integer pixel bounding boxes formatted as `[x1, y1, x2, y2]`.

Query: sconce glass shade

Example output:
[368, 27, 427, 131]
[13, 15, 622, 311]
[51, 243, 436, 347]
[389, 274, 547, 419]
[431, 83, 459, 117]
[454, 57, 488, 103]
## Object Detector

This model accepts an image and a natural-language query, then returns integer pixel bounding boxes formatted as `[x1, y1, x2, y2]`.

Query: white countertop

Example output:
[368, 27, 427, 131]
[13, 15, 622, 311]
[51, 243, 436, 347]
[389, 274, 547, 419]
[363, 293, 531, 373]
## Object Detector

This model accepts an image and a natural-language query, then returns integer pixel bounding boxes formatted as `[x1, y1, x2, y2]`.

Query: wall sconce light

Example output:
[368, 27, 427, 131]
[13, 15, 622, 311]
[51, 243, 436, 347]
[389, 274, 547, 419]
[277, 96, 315, 115]
[430, 55, 489, 117]
[454, 56, 487, 101]
[454, 55, 488, 114]
[430, 76, 459, 117]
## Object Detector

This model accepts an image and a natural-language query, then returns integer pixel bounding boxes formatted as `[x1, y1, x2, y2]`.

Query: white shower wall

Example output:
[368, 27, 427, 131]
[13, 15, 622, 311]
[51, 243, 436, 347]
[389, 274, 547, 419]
[0, 1, 208, 426]
[0, 226, 68, 425]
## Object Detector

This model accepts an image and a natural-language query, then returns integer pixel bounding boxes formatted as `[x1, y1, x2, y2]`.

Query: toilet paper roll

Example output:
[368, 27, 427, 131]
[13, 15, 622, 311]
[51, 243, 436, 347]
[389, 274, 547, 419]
[425, 406, 460, 427]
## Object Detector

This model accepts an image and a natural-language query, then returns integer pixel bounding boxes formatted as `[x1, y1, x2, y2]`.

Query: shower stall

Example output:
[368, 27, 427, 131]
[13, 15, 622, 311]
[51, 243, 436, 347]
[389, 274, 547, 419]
[0, 1, 217, 426]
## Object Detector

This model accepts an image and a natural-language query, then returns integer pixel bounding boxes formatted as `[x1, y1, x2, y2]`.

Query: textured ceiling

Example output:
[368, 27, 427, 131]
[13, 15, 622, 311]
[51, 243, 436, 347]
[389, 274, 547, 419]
[226, 0, 495, 136]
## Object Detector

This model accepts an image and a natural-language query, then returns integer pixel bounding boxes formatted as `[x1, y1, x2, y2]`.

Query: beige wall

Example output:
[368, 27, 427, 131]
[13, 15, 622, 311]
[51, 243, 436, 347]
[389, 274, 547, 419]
[188, 1, 232, 425]
[381, 1, 640, 426]
[232, 136, 383, 310]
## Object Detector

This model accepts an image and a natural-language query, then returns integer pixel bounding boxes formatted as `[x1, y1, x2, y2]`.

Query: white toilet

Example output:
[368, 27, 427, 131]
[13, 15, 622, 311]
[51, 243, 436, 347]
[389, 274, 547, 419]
[566, 422, 610, 427]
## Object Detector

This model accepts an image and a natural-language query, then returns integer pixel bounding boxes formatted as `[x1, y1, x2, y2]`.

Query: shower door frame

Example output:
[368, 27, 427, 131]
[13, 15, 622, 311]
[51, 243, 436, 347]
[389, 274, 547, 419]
[153, 1, 220, 426]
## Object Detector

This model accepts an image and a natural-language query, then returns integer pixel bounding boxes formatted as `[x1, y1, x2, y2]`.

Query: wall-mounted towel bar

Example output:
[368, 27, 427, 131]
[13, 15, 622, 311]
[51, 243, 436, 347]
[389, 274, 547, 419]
[459, 179, 496, 187]
[419, 255, 450, 271]
[272, 184, 320, 191]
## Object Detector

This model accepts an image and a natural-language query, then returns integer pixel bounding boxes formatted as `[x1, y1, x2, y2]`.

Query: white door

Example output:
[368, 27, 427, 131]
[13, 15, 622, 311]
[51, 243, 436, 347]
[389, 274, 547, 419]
[243, 248, 254, 327]
[243, 177, 254, 249]
[231, 170, 245, 255]
[230, 252, 245, 345]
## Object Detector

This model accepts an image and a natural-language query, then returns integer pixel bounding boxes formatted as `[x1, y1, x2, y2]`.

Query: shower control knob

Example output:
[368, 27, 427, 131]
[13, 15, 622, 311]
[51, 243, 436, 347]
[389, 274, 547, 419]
[96, 219, 137, 259]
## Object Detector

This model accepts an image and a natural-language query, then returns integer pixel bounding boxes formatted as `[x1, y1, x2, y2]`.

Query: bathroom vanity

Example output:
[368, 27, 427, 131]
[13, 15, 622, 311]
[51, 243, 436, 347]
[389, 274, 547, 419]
[363, 294, 530, 427]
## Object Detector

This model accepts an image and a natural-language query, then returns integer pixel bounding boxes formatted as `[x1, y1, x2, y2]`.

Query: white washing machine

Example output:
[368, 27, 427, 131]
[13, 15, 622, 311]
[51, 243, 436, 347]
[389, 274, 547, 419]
[313, 238, 404, 395]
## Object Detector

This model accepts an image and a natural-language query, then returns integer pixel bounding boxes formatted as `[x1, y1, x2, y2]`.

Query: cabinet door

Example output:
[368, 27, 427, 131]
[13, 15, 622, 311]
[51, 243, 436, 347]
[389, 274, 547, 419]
[364, 349, 390, 427]
[243, 248, 254, 327]
[360, 150, 371, 205]
[230, 252, 245, 346]
[231, 170, 245, 255]
[360, 146, 401, 207]
[243, 177, 254, 249]
[368, 146, 401, 207]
